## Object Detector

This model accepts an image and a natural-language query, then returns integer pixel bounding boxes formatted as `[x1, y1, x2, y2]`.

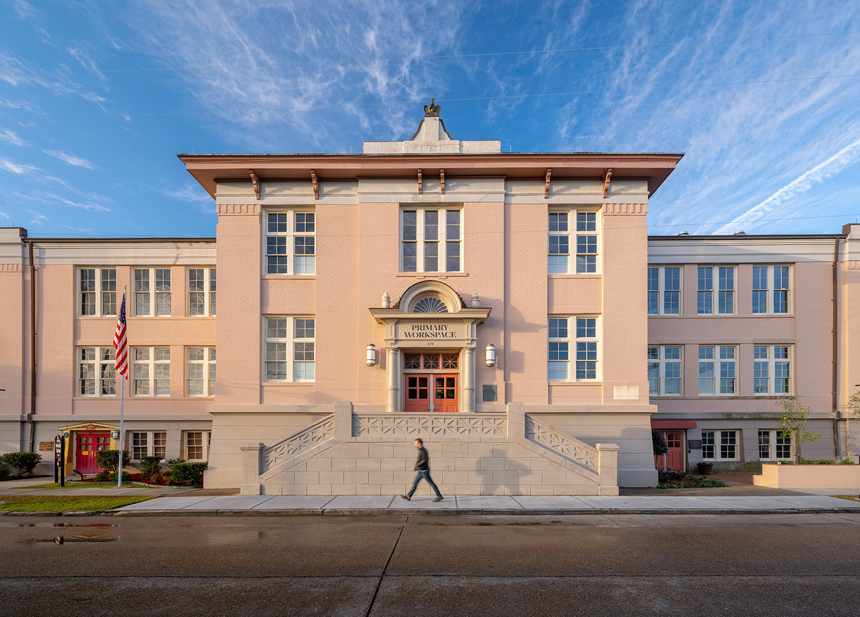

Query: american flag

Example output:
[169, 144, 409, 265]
[113, 291, 128, 379]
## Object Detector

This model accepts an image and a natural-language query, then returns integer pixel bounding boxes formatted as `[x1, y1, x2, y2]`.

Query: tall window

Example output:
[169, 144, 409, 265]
[77, 347, 116, 396]
[188, 268, 216, 316]
[130, 431, 167, 460]
[648, 346, 682, 395]
[702, 430, 739, 461]
[79, 268, 116, 316]
[548, 210, 599, 274]
[647, 266, 681, 315]
[754, 345, 791, 395]
[752, 265, 790, 314]
[132, 347, 171, 396]
[187, 347, 216, 396]
[401, 208, 461, 273]
[265, 211, 316, 275]
[697, 266, 735, 314]
[134, 268, 171, 316]
[184, 431, 210, 462]
[265, 317, 315, 382]
[698, 346, 737, 395]
[758, 430, 792, 461]
[548, 316, 599, 381]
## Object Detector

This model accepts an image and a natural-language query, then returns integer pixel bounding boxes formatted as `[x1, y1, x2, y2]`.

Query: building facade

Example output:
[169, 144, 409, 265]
[1, 108, 858, 492]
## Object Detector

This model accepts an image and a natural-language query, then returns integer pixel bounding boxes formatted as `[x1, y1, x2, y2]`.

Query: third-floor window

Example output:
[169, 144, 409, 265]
[548, 210, 599, 274]
[265, 211, 315, 275]
[134, 268, 171, 317]
[753, 265, 790, 314]
[188, 268, 216, 317]
[79, 267, 116, 316]
[697, 266, 735, 315]
[648, 266, 681, 315]
[401, 208, 461, 273]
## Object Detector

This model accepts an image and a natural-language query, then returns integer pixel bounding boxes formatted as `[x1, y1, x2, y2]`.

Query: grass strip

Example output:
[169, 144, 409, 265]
[0, 495, 155, 512]
[16, 482, 163, 489]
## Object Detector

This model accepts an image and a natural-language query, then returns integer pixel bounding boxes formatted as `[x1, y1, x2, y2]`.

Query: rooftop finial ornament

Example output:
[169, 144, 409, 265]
[424, 97, 440, 117]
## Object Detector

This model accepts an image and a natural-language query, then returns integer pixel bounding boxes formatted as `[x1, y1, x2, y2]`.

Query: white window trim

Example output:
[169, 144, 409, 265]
[263, 316, 316, 383]
[132, 346, 171, 397]
[183, 430, 210, 462]
[758, 429, 793, 461]
[701, 429, 740, 461]
[696, 265, 736, 315]
[698, 345, 737, 396]
[648, 266, 682, 316]
[77, 346, 116, 397]
[548, 315, 601, 382]
[400, 206, 463, 273]
[753, 345, 793, 396]
[186, 347, 216, 397]
[187, 267, 216, 317]
[263, 209, 316, 276]
[133, 267, 172, 317]
[752, 265, 792, 315]
[648, 345, 683, 396]
[77, 267, 117, 317]
[547, 207, 601, 275]
[128, 431, 167, 461]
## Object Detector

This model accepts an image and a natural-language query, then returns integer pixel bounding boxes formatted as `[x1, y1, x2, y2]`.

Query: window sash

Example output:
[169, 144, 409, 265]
[184, 431, 210, 462]
[187, 347, 216, 396]
[548, 210, 599, 274]
[754, 345, 791, 395]
[702, 430, 739, 461]
[401, 208, 462, 273]
[697, 266, 735, 315]
[188, 268, 216, 317]
[758, 429, 792, 461]
[265, 211, 316, 275]
[77, 347, 116, 397]
[79, 268, 117, 316]
[648, 267, 681, 315]
[264, 317, 315, 382]
[129, 431, 166, 460]
[132, 347, 171, 397]
[698, 346, 736, 395]
[133, 268, 171, 317]
[648, 346, 682, 395]
[548, 316, 599, 382]
[753, 266, 790, 314]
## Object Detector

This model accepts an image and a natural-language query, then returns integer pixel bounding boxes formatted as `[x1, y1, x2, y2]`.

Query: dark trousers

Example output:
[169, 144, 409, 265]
[407, 470, 442, 498]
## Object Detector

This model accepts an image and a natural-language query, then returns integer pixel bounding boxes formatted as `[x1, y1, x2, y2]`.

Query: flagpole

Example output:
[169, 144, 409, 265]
[117, 285, 127, 489]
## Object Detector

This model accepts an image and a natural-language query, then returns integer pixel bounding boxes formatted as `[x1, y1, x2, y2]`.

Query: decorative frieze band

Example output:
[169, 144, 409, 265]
[0, 263, 22, 272]
[354, 413, 506, 439]
[603, 203, 647, 215]
[217, 203, 262, 216]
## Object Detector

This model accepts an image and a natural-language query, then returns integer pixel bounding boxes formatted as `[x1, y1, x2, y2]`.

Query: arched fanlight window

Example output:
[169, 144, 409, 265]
[412, 296, 449, 314]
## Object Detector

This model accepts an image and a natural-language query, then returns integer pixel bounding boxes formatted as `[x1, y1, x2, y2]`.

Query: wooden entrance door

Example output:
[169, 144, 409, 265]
[404, 375, 431, 412]
[433, 375, 458, 412]
[655, 431, 685, 471]
[76, 433, 110, 475]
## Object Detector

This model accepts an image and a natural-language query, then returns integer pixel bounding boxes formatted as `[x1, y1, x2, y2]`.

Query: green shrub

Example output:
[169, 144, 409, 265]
[168, 462, 208, 485]
[652, 431, 668, 456]
[657, 470, 728, 489]
[0, 452, 43, 476]
[0, 466, 10, 479]
[108, 471, 132, 482]
[93, 470, 110, 482]
[839, 458, 857, 465]
[166, 458, 186, 466]
[94, 450, 131, 474]
[139, 456, 162, 479]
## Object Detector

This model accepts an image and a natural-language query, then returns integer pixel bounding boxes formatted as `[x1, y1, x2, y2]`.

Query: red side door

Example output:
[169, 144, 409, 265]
[76, 433, 110, 475]
[655, 431, 685, 471]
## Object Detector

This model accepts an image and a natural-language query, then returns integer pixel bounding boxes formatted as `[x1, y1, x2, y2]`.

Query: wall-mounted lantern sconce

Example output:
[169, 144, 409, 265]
[485, 343, 496, 367]
[110, 430, 119, 440]
[366, 344, 377, 367]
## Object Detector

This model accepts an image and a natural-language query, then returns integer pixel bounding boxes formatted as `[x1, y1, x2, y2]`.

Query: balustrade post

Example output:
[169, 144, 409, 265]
[386, 347, 400, 412]
[462, 347, 475, 412]
[240, 443, 263, 496]
[334, 401, 354, 441]
[596, 443, 620, 496]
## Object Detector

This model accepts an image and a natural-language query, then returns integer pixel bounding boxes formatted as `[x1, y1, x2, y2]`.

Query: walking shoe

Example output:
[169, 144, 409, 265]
[400, 495, 410, 501]
[433, 497, 444, 502]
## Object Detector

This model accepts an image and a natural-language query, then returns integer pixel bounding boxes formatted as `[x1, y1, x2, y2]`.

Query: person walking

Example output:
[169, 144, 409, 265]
[401, 438, 443, 502]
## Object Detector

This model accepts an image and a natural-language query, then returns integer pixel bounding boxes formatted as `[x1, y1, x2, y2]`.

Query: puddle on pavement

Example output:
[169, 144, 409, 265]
[2, 523, 118, 528]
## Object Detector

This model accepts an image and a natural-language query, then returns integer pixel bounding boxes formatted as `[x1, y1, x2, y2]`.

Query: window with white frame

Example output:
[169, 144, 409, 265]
[548, 316, 599, 381]
[647, 266, 681, 315]
[129, 431, 167, 460]
[702, 430, 739, 461]
[698, 346, 737, 395]
[187, 347, 216, 396]
[77, 347, 116, 396]
[754, 345, 791, 395]
[188, 268, 216, 316]
[132, 347, 171, 396]
[697, 266, 735, 315]
[264, 317, 315, 382]
[133, 268, 171, 316]
[648, 345, 682, 395]
[79, 268, 116, 316]
[184, 431, 210, 462]
[401, 208, 461, 273]
[758, 429, 792, 461]
[752, 265, 790, 314]
[265, 211, 316, 275]
[548, 210, 599, 274]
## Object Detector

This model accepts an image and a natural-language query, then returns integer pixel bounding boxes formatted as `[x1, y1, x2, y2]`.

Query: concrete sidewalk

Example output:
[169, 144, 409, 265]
[112, 493, 860, 515]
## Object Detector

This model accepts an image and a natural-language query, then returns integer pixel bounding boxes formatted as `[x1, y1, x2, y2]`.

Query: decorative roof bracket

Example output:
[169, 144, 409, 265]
[603, 168, 612, 198]
[544, 169, 552, 199]
[440, 169, 445, 194]
[417, 170, 423, 195]
[249, 170, 260, 200]
[310, 170, 319, 200]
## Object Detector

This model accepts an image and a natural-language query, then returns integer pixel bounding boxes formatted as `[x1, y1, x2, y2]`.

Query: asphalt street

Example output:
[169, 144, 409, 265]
[1, 513, 860, 616]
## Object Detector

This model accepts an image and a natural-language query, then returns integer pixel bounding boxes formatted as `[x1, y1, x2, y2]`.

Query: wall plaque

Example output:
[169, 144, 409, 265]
[688, 440, 702, 450]
[38, 441, 53, 452]
[482, 385, 498, 402]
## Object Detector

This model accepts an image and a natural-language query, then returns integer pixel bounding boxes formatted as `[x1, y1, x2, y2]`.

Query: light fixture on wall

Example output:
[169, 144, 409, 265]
[366, 344, 377, 367]
[485, 343, 496, 367]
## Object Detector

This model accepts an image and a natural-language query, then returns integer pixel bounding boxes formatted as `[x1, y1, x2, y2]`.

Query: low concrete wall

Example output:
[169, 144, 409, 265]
[753, 463, 860, 489]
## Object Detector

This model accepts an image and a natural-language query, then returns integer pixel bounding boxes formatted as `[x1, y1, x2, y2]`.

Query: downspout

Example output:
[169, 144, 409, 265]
[27, 239, 36, 453]
[832, 237, 840, 460]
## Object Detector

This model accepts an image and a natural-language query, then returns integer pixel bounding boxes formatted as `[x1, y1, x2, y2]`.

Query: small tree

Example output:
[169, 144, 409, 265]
[0, 452, 42, 477]
[776, 396, 822, 465]
[94, 450, 130, 474]
[652, 430, 668, 456]
[846, 390, 860, 459]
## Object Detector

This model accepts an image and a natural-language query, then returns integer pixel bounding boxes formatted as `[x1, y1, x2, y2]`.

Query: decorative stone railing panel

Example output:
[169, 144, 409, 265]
[261, 415, 334, 473]
[525, 415, 597, 471]
[354, 413, 506, 439]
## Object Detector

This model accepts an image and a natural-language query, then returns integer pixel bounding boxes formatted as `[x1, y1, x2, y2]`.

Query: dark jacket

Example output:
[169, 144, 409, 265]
[414, 446, 429, 471]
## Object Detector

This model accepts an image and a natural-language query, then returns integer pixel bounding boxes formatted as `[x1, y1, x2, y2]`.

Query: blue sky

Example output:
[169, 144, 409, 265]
[1, 0, 859, 238]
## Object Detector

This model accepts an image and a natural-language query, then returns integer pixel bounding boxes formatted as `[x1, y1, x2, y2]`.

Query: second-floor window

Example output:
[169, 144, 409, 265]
[78, 347, 116, 396]
[264, 316, 315, 382]
[648, 266, 681, 315]
[265, 211, 316, 275]
[133, 347, 170, 396]
[188, 268, 216, 316]
[548, 211, 599, 274]
[187, 347, 216, 396]
[753, 265, 790, 314]
[754, 345, 791, 395]
[401, 208, 461, 273]
[548, 316, 599, 381]
[648, 345, 682, 395]
[698, 346, 736, 395]
[697, 266, 735, 314]
[79, 268, 116, 316]
[134, 268, 171, 316]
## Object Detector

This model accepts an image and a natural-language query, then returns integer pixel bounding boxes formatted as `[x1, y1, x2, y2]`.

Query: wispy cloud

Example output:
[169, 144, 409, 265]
[163, 184, 211, 208]
[0, 128, 25, 146]
[0, 157, 39, 174]
[13, 190, 111, 212]
[43, 149, 98, 169]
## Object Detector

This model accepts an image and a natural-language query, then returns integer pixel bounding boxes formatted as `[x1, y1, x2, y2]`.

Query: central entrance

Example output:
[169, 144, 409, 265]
[404, 353, 459, 412]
